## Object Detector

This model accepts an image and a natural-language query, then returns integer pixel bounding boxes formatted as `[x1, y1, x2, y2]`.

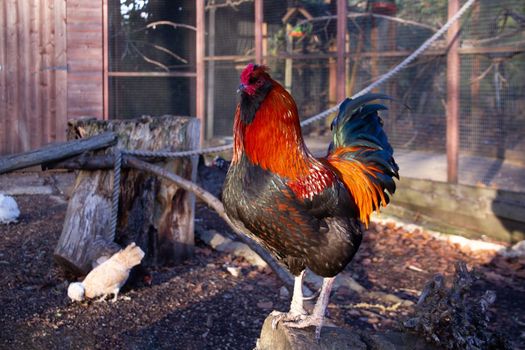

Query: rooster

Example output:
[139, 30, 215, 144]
[222, 64, 398, 339]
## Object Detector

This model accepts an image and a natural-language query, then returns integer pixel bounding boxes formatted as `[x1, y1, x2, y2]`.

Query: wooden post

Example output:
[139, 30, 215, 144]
[328, 52, 337, 106]
[102, 0, 109, 120]
[262, 22, 268, 65]
[196, 0, 205, 144]
[54, 116, 200, 275]
[284, 23, 293, 92]
[370, 20, 379, 93]
[387, 9, 398, 135]
[336, 0, 347, 101]
[447, 0, 460, 183]
[206, 4, 216, 139]
[255, 0, 263, 64]
[470, 1, 481, 151]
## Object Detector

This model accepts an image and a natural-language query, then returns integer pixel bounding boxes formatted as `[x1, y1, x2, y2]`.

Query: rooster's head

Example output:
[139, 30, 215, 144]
[238, 64, 272, 96]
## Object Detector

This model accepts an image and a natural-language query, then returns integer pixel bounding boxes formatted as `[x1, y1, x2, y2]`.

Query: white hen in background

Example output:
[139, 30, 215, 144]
[0, 194, 20, 224]
[68, 243, 145, 302]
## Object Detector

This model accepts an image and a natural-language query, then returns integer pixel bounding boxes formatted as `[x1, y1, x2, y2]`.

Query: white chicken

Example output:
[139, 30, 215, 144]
[0, 194, 20, 224]
[68, 242, 145, 302]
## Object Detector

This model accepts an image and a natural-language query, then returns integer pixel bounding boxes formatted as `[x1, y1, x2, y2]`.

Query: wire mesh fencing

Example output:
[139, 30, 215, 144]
[203, 0, 525, 191]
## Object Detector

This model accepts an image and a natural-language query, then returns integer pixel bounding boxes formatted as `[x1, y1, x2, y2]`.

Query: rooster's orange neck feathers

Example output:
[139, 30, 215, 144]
[233, 82, 312, 180]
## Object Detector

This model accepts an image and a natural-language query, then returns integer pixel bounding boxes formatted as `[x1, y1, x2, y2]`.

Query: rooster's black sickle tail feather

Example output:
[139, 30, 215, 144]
[327, 93, 399, 225]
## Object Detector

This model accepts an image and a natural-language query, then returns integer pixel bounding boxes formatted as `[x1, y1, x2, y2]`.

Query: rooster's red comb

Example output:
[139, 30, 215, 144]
[240, 64, 268, 85]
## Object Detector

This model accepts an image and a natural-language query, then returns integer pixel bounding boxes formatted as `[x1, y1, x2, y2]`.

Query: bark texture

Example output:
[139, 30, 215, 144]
[54, 116, 199, 274]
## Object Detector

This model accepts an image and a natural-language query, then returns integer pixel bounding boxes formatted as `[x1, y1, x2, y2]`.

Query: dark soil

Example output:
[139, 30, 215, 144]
[0, 188, 524, 349]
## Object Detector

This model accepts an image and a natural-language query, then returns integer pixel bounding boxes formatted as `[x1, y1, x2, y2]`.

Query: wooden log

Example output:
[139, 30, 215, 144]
[42, 153, 163, 171]
[54, 116, 199, 275]
[0, 132, 117, 174]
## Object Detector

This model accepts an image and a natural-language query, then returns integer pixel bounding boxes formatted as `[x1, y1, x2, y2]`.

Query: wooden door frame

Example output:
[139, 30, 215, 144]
[103, 0, 109, 120]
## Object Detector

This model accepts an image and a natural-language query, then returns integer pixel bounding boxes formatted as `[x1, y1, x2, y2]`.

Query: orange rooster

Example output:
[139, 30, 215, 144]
[222, 64, 398, 339]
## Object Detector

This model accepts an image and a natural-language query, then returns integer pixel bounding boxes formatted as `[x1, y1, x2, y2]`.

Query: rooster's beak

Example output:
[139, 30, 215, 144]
[237, 84, 245, 94]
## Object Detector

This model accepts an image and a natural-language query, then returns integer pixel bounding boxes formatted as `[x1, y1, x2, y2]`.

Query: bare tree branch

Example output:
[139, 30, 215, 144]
[205, 0, 253, 11]
[146, 21, 197, 32]
[133, 40, 189, 64]
[130, 42, 170, 72]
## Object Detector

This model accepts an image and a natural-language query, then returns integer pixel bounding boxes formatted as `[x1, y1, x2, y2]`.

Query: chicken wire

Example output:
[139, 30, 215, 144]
[108, 0, 196, 119]
[203, 0, 525, 191]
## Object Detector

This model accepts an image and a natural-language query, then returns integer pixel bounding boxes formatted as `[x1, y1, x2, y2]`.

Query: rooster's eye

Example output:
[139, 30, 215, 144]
[248, 76, 257, 84]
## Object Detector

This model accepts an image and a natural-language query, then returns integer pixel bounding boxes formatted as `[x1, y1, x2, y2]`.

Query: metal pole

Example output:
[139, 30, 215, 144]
[336, 0, 347, 101]
[447, 0, 460, 183]
[255, 0, 263, 64]
[196, 0, 205, 145]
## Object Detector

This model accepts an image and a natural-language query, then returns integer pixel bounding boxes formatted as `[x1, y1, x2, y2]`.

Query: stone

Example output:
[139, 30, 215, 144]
[257, 315, 367, 350]
[257, 314, 442, 350]
[279, 286, 290, 299]
[226, 266, 241, 278]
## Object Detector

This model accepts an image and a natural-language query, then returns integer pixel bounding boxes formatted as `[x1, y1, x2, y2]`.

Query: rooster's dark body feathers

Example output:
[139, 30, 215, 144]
[223, 64, 398, 278]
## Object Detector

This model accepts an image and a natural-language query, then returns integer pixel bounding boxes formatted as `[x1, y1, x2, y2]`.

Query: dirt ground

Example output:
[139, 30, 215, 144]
[0, 172, 524, 349]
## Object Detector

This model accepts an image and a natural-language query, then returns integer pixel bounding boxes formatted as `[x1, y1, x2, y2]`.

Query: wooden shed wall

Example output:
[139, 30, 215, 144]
[0, 0, 103, 156]
[67, 0, 104, 121]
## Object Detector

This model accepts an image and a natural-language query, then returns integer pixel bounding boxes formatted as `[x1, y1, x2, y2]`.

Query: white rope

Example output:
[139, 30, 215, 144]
[301, 0, 477, 126]
[118, 0, 477, 158]
[110, 148, 122, 239]
[122, 144, 234, 158]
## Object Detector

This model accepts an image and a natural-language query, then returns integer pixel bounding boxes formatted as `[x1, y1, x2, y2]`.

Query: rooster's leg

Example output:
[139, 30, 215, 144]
[271, 270, 307, 329]
[285, 276, 335, 340]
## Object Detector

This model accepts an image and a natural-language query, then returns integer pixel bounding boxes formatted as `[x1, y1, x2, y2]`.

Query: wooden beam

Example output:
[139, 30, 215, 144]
[254, 0, 263, 64]
[447, 0, 460, 184]
[196, 0, 205, 145]
[43, 153, 125, 170]
[336, 0, 347, 101]
[108, 71, 197, 78]
[204, 55, 255, 61]
[0, 131, 117, 174]
[203, 45, 525, 63]
[206, 4, 216, 139]
[284, 23, 293, 92]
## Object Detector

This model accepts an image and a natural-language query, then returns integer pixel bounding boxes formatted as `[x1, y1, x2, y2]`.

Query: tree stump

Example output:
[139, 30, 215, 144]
[54, 116, 200, 275]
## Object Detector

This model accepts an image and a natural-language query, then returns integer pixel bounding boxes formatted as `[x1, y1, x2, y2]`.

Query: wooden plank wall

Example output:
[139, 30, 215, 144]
[66, 0, 103, 121]
[0, 0, 67, 155]
[0, 0, 104, 155]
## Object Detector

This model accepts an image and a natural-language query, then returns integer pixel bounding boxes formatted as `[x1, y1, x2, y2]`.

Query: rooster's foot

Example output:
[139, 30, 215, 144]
[270, 310, 307, 330]
[283, 314, 325, 340]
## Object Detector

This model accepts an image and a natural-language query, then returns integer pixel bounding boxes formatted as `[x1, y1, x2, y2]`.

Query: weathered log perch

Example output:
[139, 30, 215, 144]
[54, 116, 199, 275]
[257, 315, 440, 350]
[0, 132, 117, 174]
